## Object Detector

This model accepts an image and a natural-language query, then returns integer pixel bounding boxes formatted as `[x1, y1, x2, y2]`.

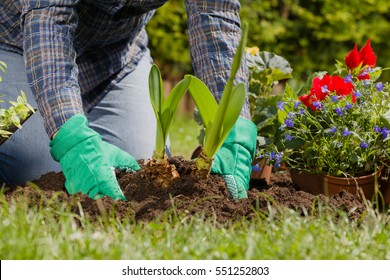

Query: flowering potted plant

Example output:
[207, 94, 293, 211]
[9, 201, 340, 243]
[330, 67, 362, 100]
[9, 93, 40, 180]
[245, 47, 292, 184]
[267, 39, 390, 201]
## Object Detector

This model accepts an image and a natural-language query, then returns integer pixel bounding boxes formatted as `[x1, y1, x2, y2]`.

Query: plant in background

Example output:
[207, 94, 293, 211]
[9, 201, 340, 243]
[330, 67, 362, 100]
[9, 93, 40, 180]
[245, 47, 292, 172]
[147, 64, 191, 187]
[186, 23, 249, 177]
[0, 61, 35, 145]
[268, 39, 390, 178]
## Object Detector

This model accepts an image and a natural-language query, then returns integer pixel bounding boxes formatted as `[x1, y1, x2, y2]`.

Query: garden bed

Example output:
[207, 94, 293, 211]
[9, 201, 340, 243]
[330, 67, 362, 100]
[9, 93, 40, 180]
[4, 156, 368, 223]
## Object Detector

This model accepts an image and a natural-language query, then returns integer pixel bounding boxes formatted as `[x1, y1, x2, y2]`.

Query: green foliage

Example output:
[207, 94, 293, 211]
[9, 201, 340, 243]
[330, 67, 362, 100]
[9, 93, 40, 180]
[0, 61, 35, 143]
[146, 0, 191, 79]
[147, 0, 390, 85]
[148, 64, 191, 160]
[246, 48, 293, 156]
[242, 0, 390, 83]
[246, 49, 293, 104]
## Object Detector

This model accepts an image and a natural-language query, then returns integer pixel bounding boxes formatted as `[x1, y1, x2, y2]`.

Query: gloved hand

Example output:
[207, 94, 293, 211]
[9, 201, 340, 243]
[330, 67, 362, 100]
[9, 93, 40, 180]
[49, 114, 140, 200]
[211, 117, 257, 199]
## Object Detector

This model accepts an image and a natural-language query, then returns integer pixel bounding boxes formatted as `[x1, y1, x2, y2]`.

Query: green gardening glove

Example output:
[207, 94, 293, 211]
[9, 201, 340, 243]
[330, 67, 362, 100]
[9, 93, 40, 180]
[211, 117, 257, 199]
[49, 114, 140, 200]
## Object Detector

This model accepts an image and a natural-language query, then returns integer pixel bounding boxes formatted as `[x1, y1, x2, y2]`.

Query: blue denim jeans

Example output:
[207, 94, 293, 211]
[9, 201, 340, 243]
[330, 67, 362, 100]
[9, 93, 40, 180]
[0, 48, 156, 184]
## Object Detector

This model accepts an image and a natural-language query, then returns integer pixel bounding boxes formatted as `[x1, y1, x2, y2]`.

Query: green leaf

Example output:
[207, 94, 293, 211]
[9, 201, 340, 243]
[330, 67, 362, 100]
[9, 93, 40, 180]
[10, 115, 21, 128]
[154, 121, 165, 159]
[0, 61, 7, 73]
[164, 76, 191, 113]
[209, 83, 246, 155]
[252, 95, 281, 126]
[380, 109, 390, 128]
[283, 137, 306, 149]
[148, 64, 164, 116]
[230, 22, 248, 81]
[160, 108, 172, 141]
[186, 75, 218, 129]
[278, 83, 295, 124]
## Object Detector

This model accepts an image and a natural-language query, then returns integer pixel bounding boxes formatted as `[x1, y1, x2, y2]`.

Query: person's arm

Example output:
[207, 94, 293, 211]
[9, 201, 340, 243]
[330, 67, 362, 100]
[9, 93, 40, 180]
[185, 0, 257, 199]
[184, 0, 250, 119]
[21, 1, 140, 200]
[21, 0, 83, 138]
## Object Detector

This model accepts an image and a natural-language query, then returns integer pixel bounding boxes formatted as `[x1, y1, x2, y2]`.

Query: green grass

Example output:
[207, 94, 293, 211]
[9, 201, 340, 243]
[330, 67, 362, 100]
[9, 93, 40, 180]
[1, 191, 390, 259]
[1, 116, 390, 260]
[169, 113, 201, 159]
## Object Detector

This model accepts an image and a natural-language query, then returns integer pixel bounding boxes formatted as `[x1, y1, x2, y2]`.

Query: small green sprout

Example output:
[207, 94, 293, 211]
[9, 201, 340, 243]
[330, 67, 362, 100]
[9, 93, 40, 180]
[186, 22, 249, 176]
[0, 60, 35, 145]
[149, 64, 191, 161]
[147, 64, 191, 188]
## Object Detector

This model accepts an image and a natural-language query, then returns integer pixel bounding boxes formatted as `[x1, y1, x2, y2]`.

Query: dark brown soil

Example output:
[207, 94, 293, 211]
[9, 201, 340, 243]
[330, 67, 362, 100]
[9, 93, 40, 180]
[3, 157, 370, 223]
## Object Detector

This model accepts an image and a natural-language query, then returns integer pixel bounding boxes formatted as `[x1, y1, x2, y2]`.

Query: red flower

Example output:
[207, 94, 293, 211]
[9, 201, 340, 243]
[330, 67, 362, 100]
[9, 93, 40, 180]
[345, 44, 361, 69]
[300, 74, 355, 110]
[310, 74, 354, 100]
[330, 75, 354, 97]
[344, 39, 377, 70]
[357, 72, 370, 81]
[298, 94, 316, 110]
[359, 39, 376, 67]
[310, 75, 331, 101]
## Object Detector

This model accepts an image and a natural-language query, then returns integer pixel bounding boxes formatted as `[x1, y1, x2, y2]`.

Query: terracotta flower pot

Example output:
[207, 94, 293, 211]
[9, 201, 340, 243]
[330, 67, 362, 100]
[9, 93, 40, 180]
[289, 169, 385, 201]
[251, 159, 272, 185]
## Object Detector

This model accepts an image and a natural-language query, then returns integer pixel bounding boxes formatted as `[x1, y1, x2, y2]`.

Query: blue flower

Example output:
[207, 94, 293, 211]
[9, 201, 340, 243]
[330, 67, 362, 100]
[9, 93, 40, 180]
[381, 127, 390, 138]
[313, 100, 323, 109]
[277, 101, 285, 110]
[330, 127, 337, 133]
[287, 112, 296, 118]
[344, 74, 353, 83]
[360, 141, 369, 149]
[298, 108, 305, 115]
[294, 101, 301, 109]
[359, 70, 368, 77]
[269, 151, 277, 161]
[252, 164, 261, 172]
[273, 152, 282, 169]
[354, 91, 362, 98]
[321, 85, 330, 93]
[284, 118, 294, 128]
[342, 128, 351, 136]
[334, 107, 343, 116]
[285, 134, 293, 141]
[374, 125, 382, 133]
[331, 95, 339, 103]
[345, 102, 353, 110]
[375, 82, 384, 92]
[279, 125, 285, 131]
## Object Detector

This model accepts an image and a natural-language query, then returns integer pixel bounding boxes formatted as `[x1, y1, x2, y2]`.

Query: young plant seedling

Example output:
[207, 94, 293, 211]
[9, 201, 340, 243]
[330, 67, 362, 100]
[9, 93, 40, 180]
[186, 22, 249, 177]
[147, 64, 191, 187]
[0, 61, 35, 145]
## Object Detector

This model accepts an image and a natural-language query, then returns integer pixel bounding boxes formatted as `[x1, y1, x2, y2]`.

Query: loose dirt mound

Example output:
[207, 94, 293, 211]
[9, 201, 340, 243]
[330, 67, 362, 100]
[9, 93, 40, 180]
[3, 157, 368, 223]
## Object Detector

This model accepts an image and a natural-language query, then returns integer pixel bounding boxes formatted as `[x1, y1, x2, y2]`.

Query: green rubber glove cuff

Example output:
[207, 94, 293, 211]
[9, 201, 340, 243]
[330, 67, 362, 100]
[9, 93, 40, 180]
[50, 114, 98, 161]
[211, 117, 257, 199]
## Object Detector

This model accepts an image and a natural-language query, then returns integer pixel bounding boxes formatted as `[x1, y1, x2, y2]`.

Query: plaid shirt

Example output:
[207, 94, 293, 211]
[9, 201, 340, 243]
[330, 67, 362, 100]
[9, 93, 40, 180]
[0, 0, 249, 137]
